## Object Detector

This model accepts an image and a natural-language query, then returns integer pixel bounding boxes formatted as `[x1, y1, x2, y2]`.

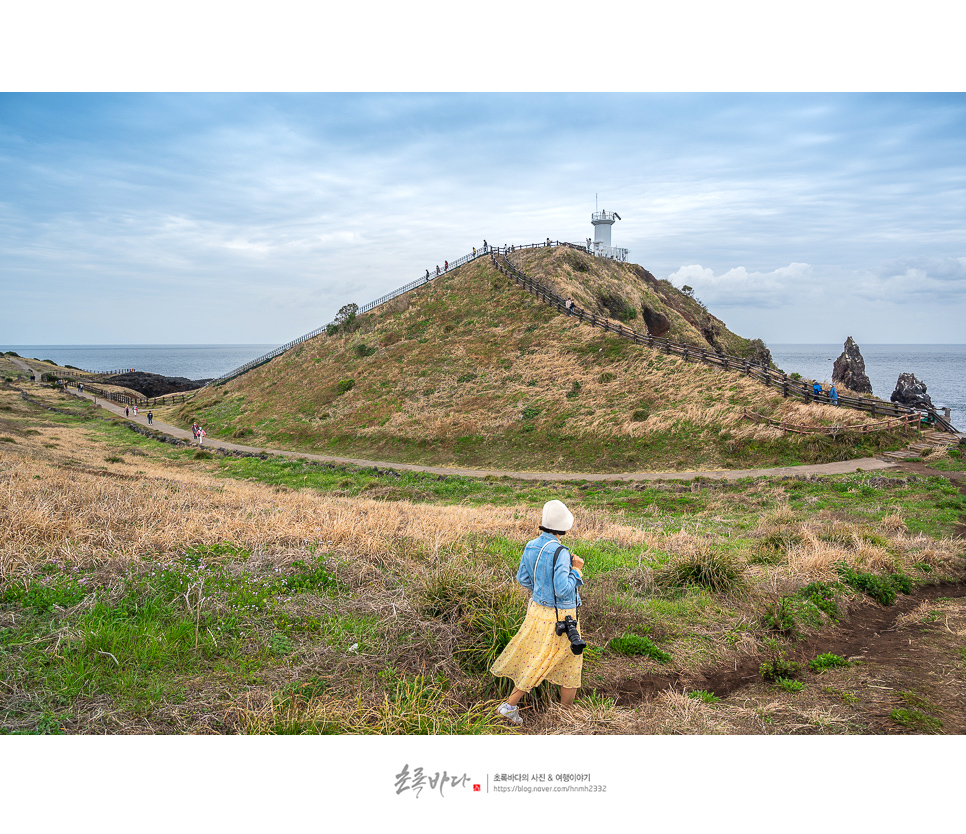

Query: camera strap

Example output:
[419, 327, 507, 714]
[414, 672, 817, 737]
[551, 545, 579, 625]
[531, 541, 580, 624]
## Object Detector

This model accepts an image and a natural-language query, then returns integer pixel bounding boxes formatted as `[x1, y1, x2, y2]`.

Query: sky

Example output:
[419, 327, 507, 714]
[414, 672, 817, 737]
[1, 92, 963, 347]
[1, 7, 964, 350]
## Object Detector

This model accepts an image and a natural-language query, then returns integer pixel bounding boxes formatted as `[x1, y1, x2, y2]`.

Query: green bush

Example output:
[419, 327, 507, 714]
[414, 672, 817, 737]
[798, 581, 841, 619]
[608, 633, 671, 663]
[688, 689, 721, 704]
[759, 657, 802, 682]
[835, 562, 911, 606]
[336, 379, 355, 396]
[809, 652, 850, 673]
[774, 677, 805, 693]
[354, 343, 376, 358]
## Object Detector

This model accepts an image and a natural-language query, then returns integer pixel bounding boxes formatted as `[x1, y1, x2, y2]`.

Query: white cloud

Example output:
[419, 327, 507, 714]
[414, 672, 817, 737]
[667, 262, 814, 308]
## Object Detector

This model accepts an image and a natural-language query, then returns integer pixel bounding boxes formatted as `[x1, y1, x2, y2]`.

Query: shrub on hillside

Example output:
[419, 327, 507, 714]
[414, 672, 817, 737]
[656, 546, 744, 594]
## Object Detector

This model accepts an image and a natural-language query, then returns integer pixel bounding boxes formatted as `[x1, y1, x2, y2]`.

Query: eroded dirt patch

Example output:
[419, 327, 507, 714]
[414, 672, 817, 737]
[603, 582, 966, 734]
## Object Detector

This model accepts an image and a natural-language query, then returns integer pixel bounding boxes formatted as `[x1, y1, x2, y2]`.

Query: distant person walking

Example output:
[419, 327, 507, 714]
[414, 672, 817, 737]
[812, 382, 823, 400]
[147, 411, 153, 425]
[425, 269, 430, 282]
[197, 426, 206, 446]
[565, 297, 575, 316]
[444, 260, 449, 271]
[436, 265, 440, 276]
[125, 406, 129, 417]
[829, 385, 838, 406]
[192, 422, 199, 440]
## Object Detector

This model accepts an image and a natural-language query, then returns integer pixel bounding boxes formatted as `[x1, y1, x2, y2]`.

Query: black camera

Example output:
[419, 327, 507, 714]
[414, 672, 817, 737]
[555, 615, 586, 655]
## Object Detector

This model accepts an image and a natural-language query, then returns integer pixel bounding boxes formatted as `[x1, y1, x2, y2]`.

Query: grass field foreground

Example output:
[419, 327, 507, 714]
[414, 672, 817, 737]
[2, 383, 965, 735]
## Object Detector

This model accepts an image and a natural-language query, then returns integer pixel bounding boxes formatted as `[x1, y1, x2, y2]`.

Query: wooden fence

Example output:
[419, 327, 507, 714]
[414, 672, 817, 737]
[59, 378, 190, 408]
[741, 409, 921, 436]
[490, 249, 957, 434]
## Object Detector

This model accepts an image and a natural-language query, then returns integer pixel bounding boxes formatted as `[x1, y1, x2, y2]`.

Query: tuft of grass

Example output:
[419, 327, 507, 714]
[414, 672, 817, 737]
[809, 652, 851, 673]
[688, 689, 721, 704]
[890, 708, 942, 733]
[656, 546, 744, 594]
[774, 677, 805, 693]
[608, 633, 672, 663]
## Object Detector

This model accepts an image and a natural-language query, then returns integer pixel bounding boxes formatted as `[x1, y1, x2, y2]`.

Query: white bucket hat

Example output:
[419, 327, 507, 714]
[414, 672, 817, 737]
[541, 499, 574, 533]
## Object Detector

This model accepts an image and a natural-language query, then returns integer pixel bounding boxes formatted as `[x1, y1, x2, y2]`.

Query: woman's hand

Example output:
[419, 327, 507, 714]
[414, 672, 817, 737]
[571, 554, 584, 571]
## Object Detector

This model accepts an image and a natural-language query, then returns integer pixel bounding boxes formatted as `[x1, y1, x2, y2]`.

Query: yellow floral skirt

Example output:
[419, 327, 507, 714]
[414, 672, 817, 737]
[490, 599, 582, 691]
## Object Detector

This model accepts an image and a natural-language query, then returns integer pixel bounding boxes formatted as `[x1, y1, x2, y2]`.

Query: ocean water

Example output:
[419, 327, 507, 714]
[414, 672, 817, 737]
[0, 344, 278, 381]
[769, 344, 965, 430]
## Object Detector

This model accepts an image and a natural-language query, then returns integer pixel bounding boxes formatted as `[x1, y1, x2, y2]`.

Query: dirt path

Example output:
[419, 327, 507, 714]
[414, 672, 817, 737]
[67, 387, 899, 482]
[603, 581, 966, 734]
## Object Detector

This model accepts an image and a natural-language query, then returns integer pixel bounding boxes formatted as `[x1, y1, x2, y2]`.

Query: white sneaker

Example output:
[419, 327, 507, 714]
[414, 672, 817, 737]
[497, 702, 523, 726]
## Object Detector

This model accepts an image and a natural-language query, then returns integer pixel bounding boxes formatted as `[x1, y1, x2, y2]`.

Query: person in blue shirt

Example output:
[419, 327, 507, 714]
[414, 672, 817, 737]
[829, 385, 838, 406]
[490, 500, 585, 726]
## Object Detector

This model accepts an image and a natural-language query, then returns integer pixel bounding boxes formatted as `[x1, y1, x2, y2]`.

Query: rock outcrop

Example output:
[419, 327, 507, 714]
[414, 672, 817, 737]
[641, 305, 671, 337]
[832, 337, 873, 394]
[104, 371, 211, 398]
[890, 372, 934, 410]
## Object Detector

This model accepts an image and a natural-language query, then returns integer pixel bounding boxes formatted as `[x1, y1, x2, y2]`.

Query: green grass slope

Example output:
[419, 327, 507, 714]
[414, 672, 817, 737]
[173, 251, 905, 472]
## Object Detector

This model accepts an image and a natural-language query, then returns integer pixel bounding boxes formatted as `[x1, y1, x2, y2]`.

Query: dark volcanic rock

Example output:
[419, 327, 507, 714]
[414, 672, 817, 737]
[832, 337, 873, 394]
[890, 372, 934, 409]
[641, 305, 671, 337]
[105, 371, 211, 398]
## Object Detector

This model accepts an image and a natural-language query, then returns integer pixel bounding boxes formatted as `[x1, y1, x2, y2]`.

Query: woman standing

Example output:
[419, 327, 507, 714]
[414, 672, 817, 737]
[490, 499, 585, 726]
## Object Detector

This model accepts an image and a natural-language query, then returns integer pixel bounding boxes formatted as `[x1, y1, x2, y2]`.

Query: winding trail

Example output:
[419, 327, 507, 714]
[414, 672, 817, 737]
[66, 384, 897, 483]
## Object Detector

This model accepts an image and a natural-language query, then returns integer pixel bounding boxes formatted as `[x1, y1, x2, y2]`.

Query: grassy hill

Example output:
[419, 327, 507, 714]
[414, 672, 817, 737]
[167, 248, 905, 472]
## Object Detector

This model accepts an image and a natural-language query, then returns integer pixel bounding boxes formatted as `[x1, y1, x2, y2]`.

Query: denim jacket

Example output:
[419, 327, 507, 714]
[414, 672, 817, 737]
[516, 532, 583, 610]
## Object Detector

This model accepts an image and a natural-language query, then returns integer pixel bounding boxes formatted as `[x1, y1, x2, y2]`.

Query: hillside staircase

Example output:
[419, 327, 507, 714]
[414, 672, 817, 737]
[877, 430, 958, 463]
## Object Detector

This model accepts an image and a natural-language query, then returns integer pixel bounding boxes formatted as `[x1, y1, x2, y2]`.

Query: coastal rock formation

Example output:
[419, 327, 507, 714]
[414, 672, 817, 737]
[104, 371, 211, 398]
[832, 337, 873, 394]
[641, 305, 671, 337]
[890, 372, 934, 409]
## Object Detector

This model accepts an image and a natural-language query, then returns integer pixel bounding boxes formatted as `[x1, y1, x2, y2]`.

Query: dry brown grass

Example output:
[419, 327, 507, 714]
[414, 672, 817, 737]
[0, 444, 658, 580]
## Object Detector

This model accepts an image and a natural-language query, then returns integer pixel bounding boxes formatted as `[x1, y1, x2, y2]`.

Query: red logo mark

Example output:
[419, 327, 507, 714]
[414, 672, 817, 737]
[473, 784, 481, 792]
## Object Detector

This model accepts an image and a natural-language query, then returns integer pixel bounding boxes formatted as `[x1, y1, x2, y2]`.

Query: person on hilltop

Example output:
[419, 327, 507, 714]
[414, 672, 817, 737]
[490, 499, 585, 726]
[444, 260, 449, 271]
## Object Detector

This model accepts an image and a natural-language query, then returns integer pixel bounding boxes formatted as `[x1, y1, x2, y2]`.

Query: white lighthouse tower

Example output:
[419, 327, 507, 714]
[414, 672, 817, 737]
[590, 208, 628, 261]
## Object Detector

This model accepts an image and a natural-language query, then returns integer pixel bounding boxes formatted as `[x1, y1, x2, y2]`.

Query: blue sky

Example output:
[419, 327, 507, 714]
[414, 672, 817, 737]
[1, 90, 963, 345]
